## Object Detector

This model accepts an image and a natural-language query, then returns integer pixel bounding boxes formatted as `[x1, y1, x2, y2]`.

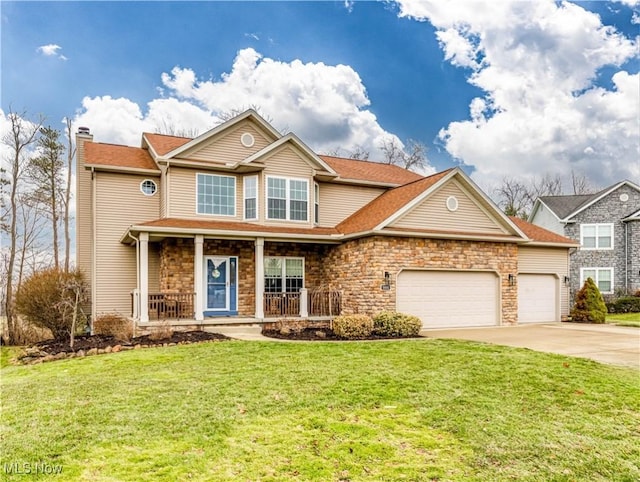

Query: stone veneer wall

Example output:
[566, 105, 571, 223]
[264, 242, 331, 291]
[564, 184, 640, 299]
[321, 236, 519, 324]
[159, 238, 332, 317]
[159, 238, 256, 316]
[627, 221, 640, 294]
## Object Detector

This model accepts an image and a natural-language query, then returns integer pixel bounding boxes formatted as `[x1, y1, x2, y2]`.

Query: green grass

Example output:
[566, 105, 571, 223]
[0, 347, 24, 369]
[606, 312, 640, 327]
[1, 340, 639, 481]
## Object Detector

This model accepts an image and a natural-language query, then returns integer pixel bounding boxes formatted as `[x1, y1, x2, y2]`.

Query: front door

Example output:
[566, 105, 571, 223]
[204, 256, 237, 314]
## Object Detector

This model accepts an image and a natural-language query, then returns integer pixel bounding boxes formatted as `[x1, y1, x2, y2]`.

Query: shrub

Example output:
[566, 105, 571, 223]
[15, 268, 88, 340]
[373, 311, 422, 337]
[149, 319, 173, 341]
[332, 314, 373, 339]
[605, 297, 640, 314]
[570, 277, 607, 323]
[93, 313, 134, 342]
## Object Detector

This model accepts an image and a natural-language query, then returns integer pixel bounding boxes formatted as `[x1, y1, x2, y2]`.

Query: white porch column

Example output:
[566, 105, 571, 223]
[255, 237, 265, 320]
[140, 232, 149, 323]
[194, 235, 204, 321]
[299, 288, 308, 318]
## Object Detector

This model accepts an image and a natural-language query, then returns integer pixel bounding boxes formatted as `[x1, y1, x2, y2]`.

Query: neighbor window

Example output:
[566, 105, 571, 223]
[266, 176, 308, 221]
[197, 173, 236, 216]
[264, 257, 304, 293]
[580, 224, 613, 249]
[581, 268, 613, 294]
[244, 175, 258, 220]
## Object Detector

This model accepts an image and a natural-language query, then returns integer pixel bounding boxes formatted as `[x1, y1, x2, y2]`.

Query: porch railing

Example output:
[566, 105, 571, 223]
[264, 292, 300, 317]
[263, 289, 343, 318]
[148, 292, 195, 321]
[309, 288, 342, 317]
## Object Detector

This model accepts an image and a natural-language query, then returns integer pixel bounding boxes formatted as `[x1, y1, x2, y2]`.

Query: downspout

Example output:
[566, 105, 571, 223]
[166, 161, 171, 218]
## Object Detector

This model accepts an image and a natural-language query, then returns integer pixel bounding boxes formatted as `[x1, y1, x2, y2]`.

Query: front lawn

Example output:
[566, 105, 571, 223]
[606, 312, 640, 327]
[1, 340, 638, 481]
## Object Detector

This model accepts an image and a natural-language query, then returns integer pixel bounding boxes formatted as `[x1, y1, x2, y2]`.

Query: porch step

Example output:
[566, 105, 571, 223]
[205, 324, 270, 341]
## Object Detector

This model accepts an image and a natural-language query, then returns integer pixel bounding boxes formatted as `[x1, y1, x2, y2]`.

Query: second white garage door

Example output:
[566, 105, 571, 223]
[518, 274, 558, 323]
[397, 270, 499, 329]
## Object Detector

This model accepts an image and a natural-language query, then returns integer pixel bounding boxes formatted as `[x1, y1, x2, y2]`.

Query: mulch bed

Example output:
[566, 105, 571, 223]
[262, 327, 422, 341]
[34, 331, 229, 355]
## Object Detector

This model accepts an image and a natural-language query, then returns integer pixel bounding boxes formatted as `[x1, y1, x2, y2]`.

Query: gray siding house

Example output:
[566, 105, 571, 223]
[529, 180, 640, 300]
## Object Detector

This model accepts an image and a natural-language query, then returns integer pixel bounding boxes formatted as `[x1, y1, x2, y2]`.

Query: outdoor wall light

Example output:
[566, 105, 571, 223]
[508, 274, 515, 286]
[564, 276, 570, 284]
[384, 271, 390, 284]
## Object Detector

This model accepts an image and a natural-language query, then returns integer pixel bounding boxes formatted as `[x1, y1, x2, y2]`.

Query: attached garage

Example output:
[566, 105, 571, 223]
[518, 274, 558, 323]
[397, 270, 499, 329]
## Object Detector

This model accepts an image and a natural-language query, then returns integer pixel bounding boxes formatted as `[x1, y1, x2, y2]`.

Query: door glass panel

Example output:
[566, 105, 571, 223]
[207, 258, 227, 309]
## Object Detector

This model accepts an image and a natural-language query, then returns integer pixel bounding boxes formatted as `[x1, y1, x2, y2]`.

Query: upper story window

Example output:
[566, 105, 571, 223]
[140, 179, 157, 196]
[197, 173, 235, 216]
[580, 223, 613, 250]
[244, 175, 258, 220]
[581, 268, 613, 294]
[314, 183, 319, 225]
[266, 176, 308, 222]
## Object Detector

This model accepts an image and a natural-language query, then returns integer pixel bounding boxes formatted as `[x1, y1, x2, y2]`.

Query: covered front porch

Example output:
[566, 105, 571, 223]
[127, 231, 343, 326]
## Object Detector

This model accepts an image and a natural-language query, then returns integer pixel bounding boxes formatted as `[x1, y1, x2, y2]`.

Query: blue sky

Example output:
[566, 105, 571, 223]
[2, 1, 639, 190]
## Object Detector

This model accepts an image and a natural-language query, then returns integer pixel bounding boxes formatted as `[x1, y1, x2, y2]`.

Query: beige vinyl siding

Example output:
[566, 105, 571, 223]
[188, 121, 272, 163]
[160, 169, 167, 218]
[94, 172, 160, 316]
[75, 137, 94, 314]
[317, 182, 384, 227]
[260, 145, 316, 227]
[168, 167, 243, 221]
[391, 180, 508, 234]
[518, 246, 571, 317]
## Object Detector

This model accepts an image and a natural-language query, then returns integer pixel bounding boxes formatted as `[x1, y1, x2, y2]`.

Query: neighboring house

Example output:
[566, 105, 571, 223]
[76, 110, 576, 330]
[529, 181, 640, 300]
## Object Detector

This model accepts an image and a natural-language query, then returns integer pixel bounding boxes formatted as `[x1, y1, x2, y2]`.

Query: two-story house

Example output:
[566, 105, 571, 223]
[76, 110, 576, 331]
[529, 180, 640, 300]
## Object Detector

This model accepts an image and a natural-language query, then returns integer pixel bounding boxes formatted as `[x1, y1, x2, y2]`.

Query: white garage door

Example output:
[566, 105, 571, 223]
[518, 274, 558, 323]
[397, 270, 499, 329]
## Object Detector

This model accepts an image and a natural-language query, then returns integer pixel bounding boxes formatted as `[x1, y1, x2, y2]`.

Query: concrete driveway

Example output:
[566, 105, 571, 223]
[422, 323, 640, 369]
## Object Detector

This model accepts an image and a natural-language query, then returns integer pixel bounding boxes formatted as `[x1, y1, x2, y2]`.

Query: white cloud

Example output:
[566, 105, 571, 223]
[74, 48, 433, 172]
[396, 0, 639, 188]
[36, 44, 67, 60]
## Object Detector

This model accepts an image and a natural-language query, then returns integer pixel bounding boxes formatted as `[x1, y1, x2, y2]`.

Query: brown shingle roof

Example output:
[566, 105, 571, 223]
[509, 216, 577, 245]
[337, 169, 453, 234]
[85, 142, 158, 171]
[138, 218, 339, 237]
[143, 133, 192, 156]
[319, 155, 423, 185]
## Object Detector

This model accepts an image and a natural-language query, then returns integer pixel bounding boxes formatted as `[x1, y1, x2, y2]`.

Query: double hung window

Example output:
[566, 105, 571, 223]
[197, 173, 235, 216]
[267, 176, 308, 221]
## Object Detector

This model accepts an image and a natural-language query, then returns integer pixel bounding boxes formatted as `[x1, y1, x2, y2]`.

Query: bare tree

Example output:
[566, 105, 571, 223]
[494, 177, 532, 219]
[29, 126, 65, 269]
[154, 119, 202, 139]
[63, 118, 76, 271]
[379, 138, 427, 172]
[570, 170, 594, 195]
[325, 145, 370, 160]
[531, 173, 563, 199]
[15, 192, 47, 290]
[1, 109, 43, 344]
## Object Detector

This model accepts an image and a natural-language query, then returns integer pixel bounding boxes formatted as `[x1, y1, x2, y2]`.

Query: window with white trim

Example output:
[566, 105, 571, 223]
[266, 176, 308, 221]
[197, 173, 236, 216]
[580, 223, 613, 250]
[314, 183, 320, 225]
[140, 179, 157, 196]
[244, 175, 258, 220]
[264, 257, 304, 293]
[581, 268, 613, 294]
